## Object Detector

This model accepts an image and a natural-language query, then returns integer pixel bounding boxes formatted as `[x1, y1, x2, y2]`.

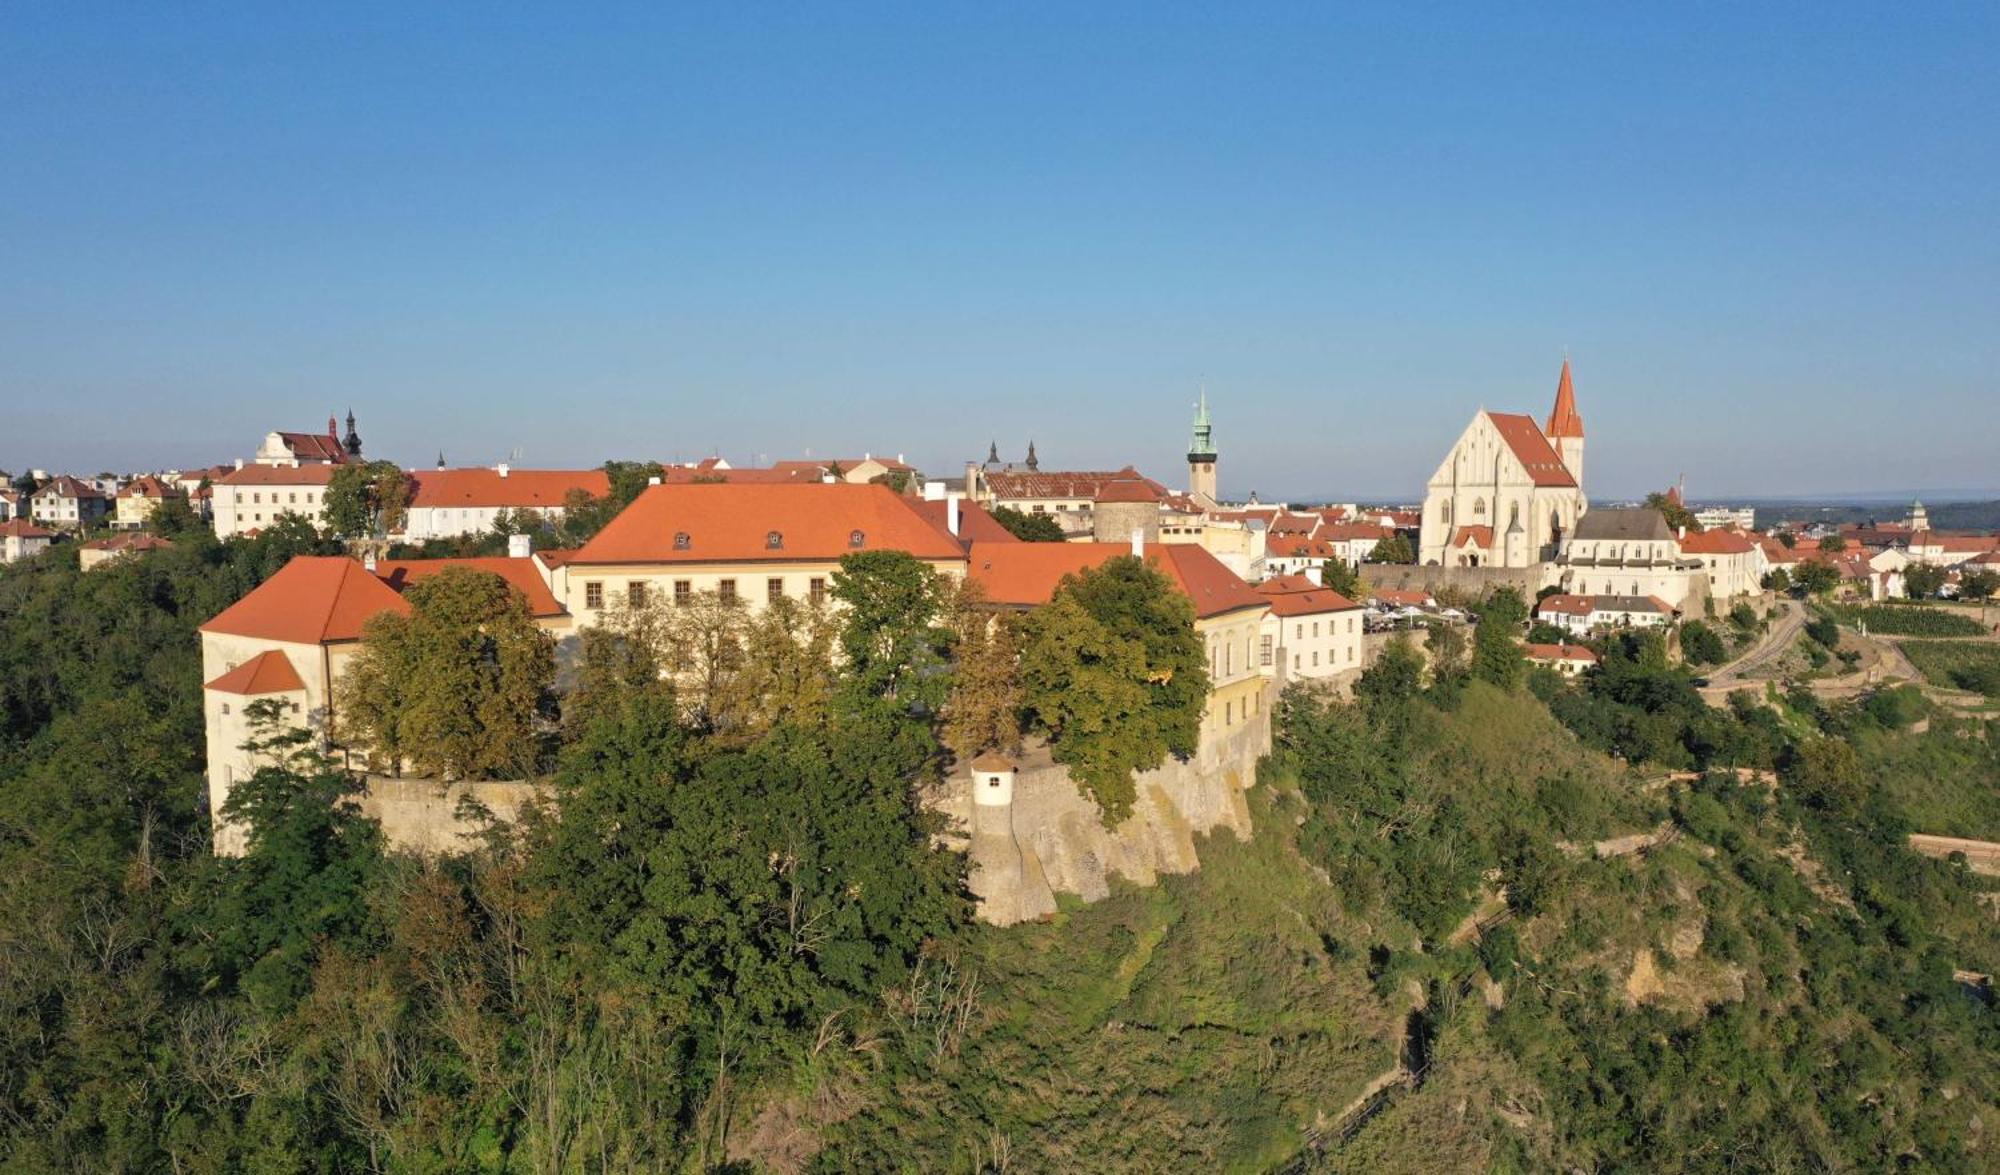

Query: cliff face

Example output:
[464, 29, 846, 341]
[936, 702, 1270, 926]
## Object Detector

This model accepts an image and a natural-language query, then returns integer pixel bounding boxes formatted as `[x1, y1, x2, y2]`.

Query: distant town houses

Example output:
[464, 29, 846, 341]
[78, 532, 174, 570]
[401, 465, 612, 540]
[1535, 593, 1676, 635]
[0, 519, 55, 564]
[1255, 574, 1364, 683]
[1523, 642, 1600, 677]
[113, 475, 183, 530]
[30, 475, 111, 531]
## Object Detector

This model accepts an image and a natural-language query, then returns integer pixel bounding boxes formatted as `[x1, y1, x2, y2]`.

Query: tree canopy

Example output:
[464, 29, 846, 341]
[323, 460, 412, 539]
[989, 505, 1068, 542]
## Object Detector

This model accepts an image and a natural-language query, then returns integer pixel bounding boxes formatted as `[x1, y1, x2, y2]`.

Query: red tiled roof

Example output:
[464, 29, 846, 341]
[1451, 525, 1495, 549]
[200, 556, 409, 644]
[1, 519, 55, 539]
[1094, 477, 1163, 504]
[1911, 531, 2000, 553]
[1267, 513, 1322, 537]
[1679, 529, 1758, 555]
[216, 464, 338, 487]
[1536, 594, 1595, 616]
[966, 541, 1265, 620]
[117, 475, 177, 500]
[373, 557, 566, 618]
[1320, 522, 1394, 541]
[274, 431, 348, 463]
[1544, 358, 1584, 440]
[1266, 536, 1337, 559]
[1373, 589, 1434, 607]
[985, 467, 1167, 501]
[1524, 643, 1598, 664]
[1255, 574, 1361, 617]
[204, 649, 307, 695]
[35, 475, 107, 501]
[534, 547, 581, 569]
[1485, 412, 1577, 488]
[909, 499, 1021, 546]
[408, 468, 610, 510]
[570, 483, 967, 566]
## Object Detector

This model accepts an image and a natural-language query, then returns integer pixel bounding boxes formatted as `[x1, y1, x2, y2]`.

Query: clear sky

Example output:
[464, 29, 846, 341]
[3, 3, 1995, 501]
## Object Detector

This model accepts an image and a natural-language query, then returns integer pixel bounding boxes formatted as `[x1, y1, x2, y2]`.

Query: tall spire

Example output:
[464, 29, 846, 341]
[1025, 439, 1039, 471]
[1188, 387, 1215, 458]
[1545, 356, 1583, 439]
[985, 440, 999, 467]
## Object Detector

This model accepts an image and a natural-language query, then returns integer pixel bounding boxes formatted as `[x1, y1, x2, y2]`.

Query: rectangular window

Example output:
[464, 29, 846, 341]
[1225, 701, 1233, 725]
[674, 579, 691, 606]
[628, 581, 647, 607]
[585, 581, 604, 609]
[289, 492, 297, 504]
[718, 579, 737, 604]
[767, 577, 784, 603]
[1260, 634, 1273, 667]
[1312, 651, 1320, 666]
[809, 577, 826, 604]
[1294, 623, 1302, 640]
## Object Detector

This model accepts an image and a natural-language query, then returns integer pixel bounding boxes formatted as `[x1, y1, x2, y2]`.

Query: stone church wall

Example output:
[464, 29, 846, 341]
[355, 775, 544, 854]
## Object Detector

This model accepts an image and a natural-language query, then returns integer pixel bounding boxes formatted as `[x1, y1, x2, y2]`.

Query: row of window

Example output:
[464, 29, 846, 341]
[584, 576, 829, 610]
[233, 490, 322, 506]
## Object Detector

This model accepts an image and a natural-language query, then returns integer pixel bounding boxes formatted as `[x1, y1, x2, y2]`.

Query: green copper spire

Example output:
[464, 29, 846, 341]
[1188, 388, 1215, 460]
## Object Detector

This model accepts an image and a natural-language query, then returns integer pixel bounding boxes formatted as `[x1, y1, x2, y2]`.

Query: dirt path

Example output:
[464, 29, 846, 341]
[1705, 599, 1804, 688]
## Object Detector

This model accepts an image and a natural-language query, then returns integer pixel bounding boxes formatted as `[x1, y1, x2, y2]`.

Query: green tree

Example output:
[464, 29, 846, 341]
[1902, 562, 1947, 599]
[1818, 534, 1848, 554]
[1318, 557, 1363, 598]
[1644, 491, 1700, 533]
[1365, 533, 1415, 564]
[1762, 567, 1791, 594]
[1680, 620, 1727, 666]
[1355, 634, 1423, 709]
[1794, 559, 1841, 597]
[323, 460, 413, 539]
[990, 505, 1068, 542]
[1017, 556, 1208, 822]
[942, 590, 1023, 761]
[1471, 587, 1527, 688]
[148, 492, 202, 538]
[338, 567, 556, 778]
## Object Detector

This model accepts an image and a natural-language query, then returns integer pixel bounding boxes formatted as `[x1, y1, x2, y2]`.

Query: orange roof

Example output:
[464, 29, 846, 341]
[1373, 588, 1433, 607]
[1545, 358, 1584, 440]
[1094, 477, 1163, 504]
[1679, 529, 1758, 555]
[1451, 525, 1495, 549]
[966, 541, 1265, 620]
[1536, 593, 1595, 615]
[1320, 522, 1394, 541]
[117, 475, 178, 500]
[985, 466, 1167, 501]
[200, 556, 410, 644]
[204, 649, 307, 695]
[373, 557, 566, 617]
[1266, 513, 1322, 537]
[1255, 574, 1361, 617]
[273, 430, 349, 463]
[1266, 535, 1337, 559]
[909, 499, 1021, 546]
[1, 519, 55, 539]
[1485, 412, 1577, 488]
[216, 464, 338, 486]
[409, 468, 610, 510]
[1523, 643, 1598, 664]
[79, 533, 174, 553]
[570, 483, 968, 566]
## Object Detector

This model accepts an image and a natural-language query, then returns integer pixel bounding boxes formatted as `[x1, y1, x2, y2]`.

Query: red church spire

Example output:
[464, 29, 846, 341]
[1545, 356, 1584, 439]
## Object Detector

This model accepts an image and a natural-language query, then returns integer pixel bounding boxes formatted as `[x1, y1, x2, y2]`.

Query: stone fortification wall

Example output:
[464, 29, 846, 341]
[1363, 563, 1555, 601]
[356, 775, 544, 854]
[936, 694, 1271, 926]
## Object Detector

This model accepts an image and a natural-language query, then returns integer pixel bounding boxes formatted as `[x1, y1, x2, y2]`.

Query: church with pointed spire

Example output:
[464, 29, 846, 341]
[1418, 359, 1589, 568]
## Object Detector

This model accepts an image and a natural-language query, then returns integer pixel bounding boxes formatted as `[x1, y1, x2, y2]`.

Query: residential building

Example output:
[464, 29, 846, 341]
[400, 466, 611, 540]
[78, 532, 174, 570]
[1691, 505, 1757, 531]
[1677, 528, 1767, 600]
[1419, 359, 1588, 567]
[1, 519, 55, 563]
[113, 476, 182, 530]
[1255, 574, 1364, 683]
[1555, 507, 1704, 606]
[1524, 643, 1600, 676]
[965, 537, 1270, 739]
[212, 464, 338, 537]
[1535, 593, 1676, 634]
[559, 482, 969, 625]
[29, 475, 111, 530]
[0, 488, 20, 521]
[1907, 530, 2000, 567]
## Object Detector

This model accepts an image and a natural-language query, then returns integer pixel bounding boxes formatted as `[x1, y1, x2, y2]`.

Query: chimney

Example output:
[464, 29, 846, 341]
[363, 551, 378, 573]
[496, 462, 510, 478]
[233, 458, 244, 471]
[507, 533, 532, 559]
[1305, 565, 1324, 586]
[947, 496, 961, 536]
[647, 475, 662, 486]
[1131, 527, 1145, 558]
[1678, 525, 1687, 540]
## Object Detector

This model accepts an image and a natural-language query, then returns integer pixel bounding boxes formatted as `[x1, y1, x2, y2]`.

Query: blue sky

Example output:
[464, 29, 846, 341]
[3, 3, 1995, 500]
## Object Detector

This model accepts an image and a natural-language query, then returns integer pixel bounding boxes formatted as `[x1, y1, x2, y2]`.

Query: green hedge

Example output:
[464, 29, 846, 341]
[1828, 604, 1985, 637]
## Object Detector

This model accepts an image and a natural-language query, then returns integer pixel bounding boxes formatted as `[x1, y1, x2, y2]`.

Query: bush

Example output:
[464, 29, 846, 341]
[1805, 614, 1841, 649]
[1681, 620, 1727, 666]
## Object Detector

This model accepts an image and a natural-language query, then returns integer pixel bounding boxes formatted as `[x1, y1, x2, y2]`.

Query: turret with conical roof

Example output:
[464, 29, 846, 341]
[342, 409, 363, 459]
[1545, 357, 1585, 488]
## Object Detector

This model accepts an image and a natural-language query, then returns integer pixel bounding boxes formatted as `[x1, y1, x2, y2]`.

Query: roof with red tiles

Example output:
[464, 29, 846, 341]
[204, 649, 307, 695]
[570, 482, 967, 566]
[200, 556, 410, 644]
[1679, 529, 1759, 555]
[408, 468, 610, 510]
[965, 541, 1265, 620]
[1451, 525, 1495, 548]
[373, 557, 566, 618]
[1485, 412, 1578, 488]
[273, 430, 350, 463]
[1524, 642, 1599, 664]
[1, 519, 56, 539]
[1544, 358, 1584, 440]
[984, 466, 1168, 501]
[216, 464, 339, 487]
[909, 499, 1022, 546]
[1255, 574, 1362, 617]
[79, 533, 174, 553]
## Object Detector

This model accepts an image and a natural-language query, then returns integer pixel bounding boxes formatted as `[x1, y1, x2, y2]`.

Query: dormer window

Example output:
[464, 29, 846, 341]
[849, 529, 865, 548]
[766, 530, 783, 550]
[673, 531, 691, 551]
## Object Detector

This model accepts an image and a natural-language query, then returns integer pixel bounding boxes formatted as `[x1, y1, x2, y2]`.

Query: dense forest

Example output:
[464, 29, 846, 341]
[3, 529, 1998, 1171]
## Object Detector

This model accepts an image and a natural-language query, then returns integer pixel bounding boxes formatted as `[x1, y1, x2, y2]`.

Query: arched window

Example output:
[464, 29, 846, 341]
[766, 530, 783, 549]
[673, 531, 691, 551]
[1473, 497, 1487, 517]
[1509, 503, 1520, 528]
[1443, 500, 1453, 525]
[849, 529, 866, 548]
